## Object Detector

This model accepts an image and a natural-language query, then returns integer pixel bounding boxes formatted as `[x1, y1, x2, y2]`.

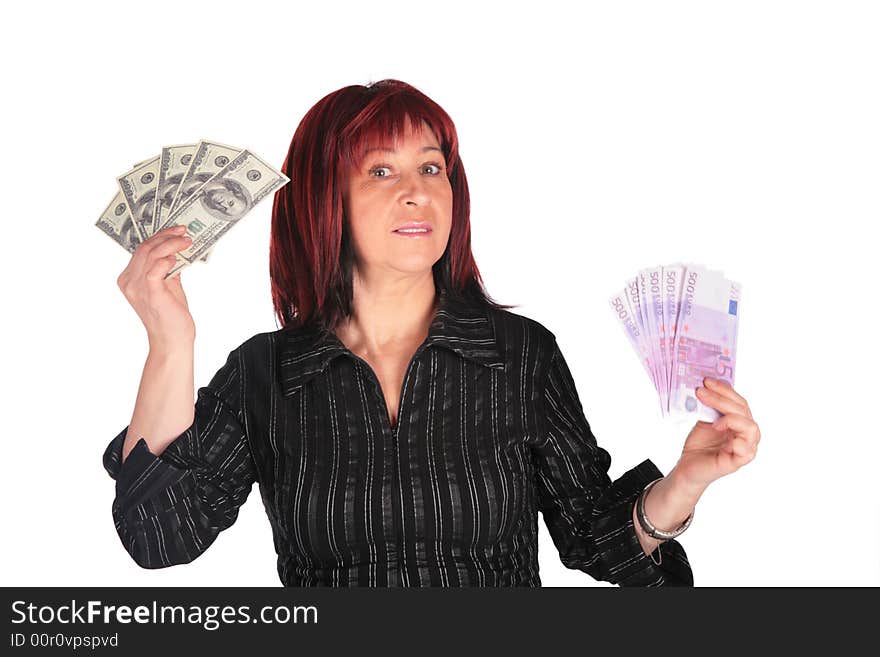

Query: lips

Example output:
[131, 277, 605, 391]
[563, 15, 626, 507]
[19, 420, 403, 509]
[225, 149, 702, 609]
[392, 221, 432, 233]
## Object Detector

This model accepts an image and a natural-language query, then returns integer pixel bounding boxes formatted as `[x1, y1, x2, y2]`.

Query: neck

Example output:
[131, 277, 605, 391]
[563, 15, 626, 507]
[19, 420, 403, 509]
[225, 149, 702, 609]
[335, 270, 440, 355]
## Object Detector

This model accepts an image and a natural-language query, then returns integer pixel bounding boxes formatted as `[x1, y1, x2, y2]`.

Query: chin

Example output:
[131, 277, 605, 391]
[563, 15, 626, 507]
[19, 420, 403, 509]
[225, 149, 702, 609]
[392, 252, 443, 273]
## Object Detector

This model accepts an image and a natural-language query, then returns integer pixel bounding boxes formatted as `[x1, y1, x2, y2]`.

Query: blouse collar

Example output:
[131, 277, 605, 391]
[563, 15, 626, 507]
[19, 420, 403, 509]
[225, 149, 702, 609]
[278, 291, 505, 396]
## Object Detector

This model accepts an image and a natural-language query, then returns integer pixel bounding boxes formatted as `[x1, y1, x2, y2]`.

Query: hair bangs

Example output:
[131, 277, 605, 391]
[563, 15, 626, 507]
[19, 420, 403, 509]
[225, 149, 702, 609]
[339, 93, 457, 175]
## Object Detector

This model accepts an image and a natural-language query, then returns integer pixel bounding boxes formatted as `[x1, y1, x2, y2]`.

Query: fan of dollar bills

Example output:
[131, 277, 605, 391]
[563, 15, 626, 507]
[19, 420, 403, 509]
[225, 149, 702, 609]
[95, 139, 290, 278]
[609, 264, 741, 422]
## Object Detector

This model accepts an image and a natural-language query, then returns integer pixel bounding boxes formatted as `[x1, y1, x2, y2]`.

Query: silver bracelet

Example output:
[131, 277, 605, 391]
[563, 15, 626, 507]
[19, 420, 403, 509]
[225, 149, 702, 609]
[636, 477, 694, 541]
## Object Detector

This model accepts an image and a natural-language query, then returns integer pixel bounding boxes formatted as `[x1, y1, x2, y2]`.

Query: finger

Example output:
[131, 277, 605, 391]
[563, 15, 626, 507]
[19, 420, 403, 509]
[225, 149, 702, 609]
[704, 377, 752, 415]
[148, 235, 193, 261]
[712, 413, 760, 446]
[724, 434, 758, 463]
[695, 386, 748, 416]
[140, 225, 188, 251]
[147, 254, 180, 282]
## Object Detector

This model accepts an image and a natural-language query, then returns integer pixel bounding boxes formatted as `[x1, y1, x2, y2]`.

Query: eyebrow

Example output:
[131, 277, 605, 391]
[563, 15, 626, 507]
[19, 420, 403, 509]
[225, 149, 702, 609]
[362, 145, 443, 155]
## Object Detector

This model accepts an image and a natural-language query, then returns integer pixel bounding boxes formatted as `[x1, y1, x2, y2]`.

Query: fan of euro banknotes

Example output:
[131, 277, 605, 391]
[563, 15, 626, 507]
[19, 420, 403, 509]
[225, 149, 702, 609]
[609, 264, 741, 422]
[95, 139, 290, 278]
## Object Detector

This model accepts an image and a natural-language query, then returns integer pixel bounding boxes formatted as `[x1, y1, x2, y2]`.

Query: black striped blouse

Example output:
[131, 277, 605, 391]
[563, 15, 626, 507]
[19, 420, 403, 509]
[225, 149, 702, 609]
[103, 291, 693, 586]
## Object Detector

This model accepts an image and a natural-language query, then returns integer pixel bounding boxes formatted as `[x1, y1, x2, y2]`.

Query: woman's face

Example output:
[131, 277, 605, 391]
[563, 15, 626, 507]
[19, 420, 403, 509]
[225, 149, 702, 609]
[342, 119, 453, 280]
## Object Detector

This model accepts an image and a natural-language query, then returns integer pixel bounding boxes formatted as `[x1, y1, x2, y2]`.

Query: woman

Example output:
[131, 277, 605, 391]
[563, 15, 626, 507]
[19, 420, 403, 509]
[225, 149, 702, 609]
[106, 79, 760, 586]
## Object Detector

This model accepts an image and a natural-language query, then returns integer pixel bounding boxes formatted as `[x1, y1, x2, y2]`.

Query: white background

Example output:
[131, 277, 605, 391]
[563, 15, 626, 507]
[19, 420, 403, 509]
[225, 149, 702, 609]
[2, 0, 878, 586]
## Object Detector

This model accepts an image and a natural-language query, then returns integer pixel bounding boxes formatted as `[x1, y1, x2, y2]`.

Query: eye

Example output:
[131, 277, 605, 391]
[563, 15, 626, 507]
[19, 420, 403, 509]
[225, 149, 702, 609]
[367, 162, 446, 178]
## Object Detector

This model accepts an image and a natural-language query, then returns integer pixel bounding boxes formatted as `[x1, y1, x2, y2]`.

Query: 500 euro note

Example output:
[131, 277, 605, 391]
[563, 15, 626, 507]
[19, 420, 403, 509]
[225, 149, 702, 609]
[640, 267, 669, 413]
[623, 277, 659, 398]
[668, 265, 741, 422]
[660, 263, 685, 412]
[609, 290, 659, 410]
[609, 262, 741, 422]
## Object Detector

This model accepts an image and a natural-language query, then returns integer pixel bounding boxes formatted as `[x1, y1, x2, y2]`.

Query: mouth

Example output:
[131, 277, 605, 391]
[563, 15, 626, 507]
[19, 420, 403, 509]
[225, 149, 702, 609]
[392, 221, 432, 237]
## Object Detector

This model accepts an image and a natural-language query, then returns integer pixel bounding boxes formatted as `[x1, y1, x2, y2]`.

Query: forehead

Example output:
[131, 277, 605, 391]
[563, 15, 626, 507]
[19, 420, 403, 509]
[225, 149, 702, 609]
[361, 143, 443, 157]
[362, 122, 440, 152]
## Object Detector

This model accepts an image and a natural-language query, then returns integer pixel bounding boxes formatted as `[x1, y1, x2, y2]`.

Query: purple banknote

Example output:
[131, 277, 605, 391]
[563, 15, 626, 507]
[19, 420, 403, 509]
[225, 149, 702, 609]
[610, 263, 741, 421]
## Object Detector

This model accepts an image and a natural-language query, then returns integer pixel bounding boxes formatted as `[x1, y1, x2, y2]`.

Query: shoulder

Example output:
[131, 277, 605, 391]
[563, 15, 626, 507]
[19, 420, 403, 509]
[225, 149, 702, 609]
[230, 325, 321, 356]
[485, 305, 559, 370]
[222, 327, 315, 372]
[488, 305, 556, 344]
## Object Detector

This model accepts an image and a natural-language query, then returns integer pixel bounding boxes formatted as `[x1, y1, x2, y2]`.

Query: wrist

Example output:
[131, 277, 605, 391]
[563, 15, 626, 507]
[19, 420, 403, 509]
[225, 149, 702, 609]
[148, 336, 195, 359]
[641, 474, 699, 535]
[665, 465, 708, 505]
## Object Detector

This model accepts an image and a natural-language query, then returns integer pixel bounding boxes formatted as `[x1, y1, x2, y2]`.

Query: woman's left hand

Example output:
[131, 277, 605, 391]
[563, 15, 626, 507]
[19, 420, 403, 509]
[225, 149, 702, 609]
[673, 376, 761, 493]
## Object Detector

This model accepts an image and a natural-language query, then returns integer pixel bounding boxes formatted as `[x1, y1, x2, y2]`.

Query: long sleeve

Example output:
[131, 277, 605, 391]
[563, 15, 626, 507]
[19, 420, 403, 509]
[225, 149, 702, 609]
[102, 347, 258, 569]
[532, 338, 694, 586]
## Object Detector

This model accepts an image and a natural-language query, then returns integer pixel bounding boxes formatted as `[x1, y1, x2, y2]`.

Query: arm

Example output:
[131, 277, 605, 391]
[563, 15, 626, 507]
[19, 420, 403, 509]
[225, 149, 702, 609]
[121, 342, 195, 464]
[103, 346, 258, 569]
[532, 337, 694, 586]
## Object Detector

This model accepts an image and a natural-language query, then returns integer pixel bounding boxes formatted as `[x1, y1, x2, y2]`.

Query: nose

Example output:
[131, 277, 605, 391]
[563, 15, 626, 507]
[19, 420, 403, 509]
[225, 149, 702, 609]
[399, 170, 432, 207]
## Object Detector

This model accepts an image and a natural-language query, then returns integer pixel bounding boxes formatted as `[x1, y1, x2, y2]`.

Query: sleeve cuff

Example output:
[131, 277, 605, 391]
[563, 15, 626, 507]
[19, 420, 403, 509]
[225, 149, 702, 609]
[102, 425, 128, 480]
[591, 459, 694, 586]
[102, 426, 193, 518]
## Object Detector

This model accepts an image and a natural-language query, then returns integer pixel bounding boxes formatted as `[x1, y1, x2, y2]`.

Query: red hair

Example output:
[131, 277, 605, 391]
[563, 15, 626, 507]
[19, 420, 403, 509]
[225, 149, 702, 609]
[270, 79, 516, 331]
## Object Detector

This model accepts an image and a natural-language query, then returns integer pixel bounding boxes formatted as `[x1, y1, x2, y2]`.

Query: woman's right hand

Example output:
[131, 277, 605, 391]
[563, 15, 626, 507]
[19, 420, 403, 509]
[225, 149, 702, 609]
[117, 225, 196, 350]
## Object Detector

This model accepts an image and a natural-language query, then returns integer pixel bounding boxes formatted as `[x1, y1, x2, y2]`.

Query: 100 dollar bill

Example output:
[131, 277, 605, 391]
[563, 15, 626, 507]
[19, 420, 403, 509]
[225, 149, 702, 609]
[96, 184, 212, 262]
[166, 139, 243, 220]
[116, 157, 160, 242]
[153, 143, 198, 234]
[165, 149, 290, 277]
[95, 190, 138, 253]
